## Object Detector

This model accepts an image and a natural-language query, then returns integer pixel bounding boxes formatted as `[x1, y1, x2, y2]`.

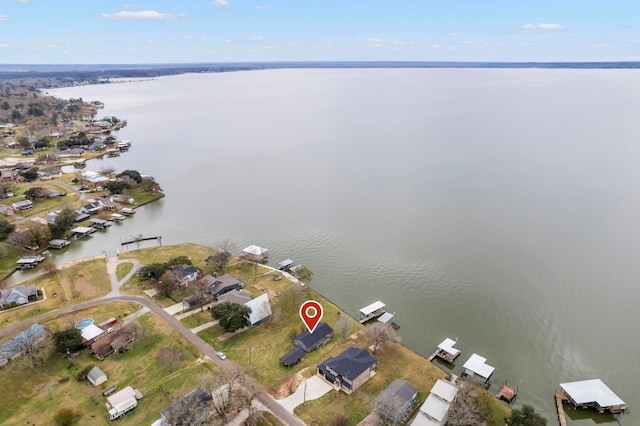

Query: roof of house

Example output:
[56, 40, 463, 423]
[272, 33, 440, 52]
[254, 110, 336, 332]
[560, 379, 626, 407]
[437, 338, 460, 357]
[419, 393, 452, 423]
[377, 379, 417, 405]
[430, 379, 459, 403]
[173, 265, 198, 277]
[318, 345, 377, 381]
[0, 284, 37, 305]
[294, 322, 333, 348]
[245, 293, 272, 325]
[160, 388, 213, 421]
[72, 226, 94, 234]
[360, 301, 385, 316]
[11, 200, 33, 209]
[463, 354, 495, 379]
[217, 289, 252, 305]
[81, 324, 105, 342]
[280, 348, 305, 366]
[0, 323, 47, 357]
[87, 366, 107, 383]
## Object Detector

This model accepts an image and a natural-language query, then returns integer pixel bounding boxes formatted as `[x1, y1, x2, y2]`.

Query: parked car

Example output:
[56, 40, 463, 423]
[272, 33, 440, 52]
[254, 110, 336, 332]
[216, 352, 226, 360]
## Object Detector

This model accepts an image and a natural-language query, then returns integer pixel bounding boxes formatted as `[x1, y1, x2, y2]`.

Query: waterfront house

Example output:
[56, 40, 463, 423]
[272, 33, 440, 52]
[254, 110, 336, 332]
[411, 379, 459, 426]
[462, 353, 495, 384]
[559, 379, 629, 414]
[207, 274, 245, 299]
[317, 345, 377, 394]
[171, 265, 199, 286]
[245, 293, 272, 327]
[375, 379, 418, 423]
[293, 322, 333, 352]
[87, 366, 108, 386]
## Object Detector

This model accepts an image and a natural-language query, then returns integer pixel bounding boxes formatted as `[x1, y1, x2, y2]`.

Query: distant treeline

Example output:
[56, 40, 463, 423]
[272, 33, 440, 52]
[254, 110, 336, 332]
[1, 61, 639, 85]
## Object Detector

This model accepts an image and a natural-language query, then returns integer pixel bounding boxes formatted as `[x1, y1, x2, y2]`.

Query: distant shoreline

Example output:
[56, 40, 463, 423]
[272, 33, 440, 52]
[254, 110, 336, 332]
[1, 60, 639, 88]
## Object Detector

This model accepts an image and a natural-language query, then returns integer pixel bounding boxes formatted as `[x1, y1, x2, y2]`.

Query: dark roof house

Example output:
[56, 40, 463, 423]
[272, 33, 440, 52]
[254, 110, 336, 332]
[0, 284, 38, 307]
[160, 388, 213, 425]
[294, 322, 333, 353]
[207, 274, 245, 299]
[317, 345, 377, 394]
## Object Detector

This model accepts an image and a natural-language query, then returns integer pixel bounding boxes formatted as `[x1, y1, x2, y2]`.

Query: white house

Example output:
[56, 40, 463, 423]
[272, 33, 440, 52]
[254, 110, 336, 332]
[244, 293, 272, 327]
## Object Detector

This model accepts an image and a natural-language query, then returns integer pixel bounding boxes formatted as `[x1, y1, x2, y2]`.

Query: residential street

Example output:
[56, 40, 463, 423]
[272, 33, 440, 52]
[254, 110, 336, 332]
[0, 256, 307, 426]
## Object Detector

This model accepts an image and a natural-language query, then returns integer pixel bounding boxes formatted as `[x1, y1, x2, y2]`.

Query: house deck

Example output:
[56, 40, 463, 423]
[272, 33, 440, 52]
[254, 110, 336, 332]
[555, 391, 568, 426]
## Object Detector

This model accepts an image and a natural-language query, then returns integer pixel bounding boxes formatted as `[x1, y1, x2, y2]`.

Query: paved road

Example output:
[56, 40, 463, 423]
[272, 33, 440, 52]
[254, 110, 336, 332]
[0, 256, 307, 426]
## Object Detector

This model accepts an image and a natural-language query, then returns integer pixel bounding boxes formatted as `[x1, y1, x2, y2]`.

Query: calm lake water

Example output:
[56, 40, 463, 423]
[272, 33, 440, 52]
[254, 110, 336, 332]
[39, 69, 640, 424]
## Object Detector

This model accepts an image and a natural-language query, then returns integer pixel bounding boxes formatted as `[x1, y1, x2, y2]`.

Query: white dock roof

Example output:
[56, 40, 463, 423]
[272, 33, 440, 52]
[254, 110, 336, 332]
[360, 301, 385, 316]
[377, 312, 394, 324]
[463, 353, 495, 379]
[71, 226, 93, 234]
[242, 245, 268, 256]
[560, 379, 626, 407]
[437, 338, 460, 357]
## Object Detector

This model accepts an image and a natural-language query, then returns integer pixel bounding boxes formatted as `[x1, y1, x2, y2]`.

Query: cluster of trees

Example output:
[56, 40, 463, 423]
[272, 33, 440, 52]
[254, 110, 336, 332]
[211, 302, 252, 332]
[104, 169, 162, 195]
[52, 328, 83, 354]
[138, 256, 193, 282]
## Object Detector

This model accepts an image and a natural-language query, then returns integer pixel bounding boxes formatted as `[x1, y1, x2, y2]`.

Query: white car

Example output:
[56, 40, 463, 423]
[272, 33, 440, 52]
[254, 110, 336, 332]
[216, 352, 226, 360]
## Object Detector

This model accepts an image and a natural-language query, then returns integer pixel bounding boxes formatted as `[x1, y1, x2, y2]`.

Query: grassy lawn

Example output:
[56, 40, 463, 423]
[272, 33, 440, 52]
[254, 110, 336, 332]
[0, 307, 218, 426]
[180, 310, 212, 329]
[0, 259, 110, 328]
[0, 243, 21, 277]
[119, 243, 213, 271]
[116, 262, 134, 281]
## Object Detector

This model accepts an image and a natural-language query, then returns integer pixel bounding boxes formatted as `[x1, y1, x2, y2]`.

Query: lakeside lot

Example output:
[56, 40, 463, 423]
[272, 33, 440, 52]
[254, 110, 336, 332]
[0, 243, 509, 425]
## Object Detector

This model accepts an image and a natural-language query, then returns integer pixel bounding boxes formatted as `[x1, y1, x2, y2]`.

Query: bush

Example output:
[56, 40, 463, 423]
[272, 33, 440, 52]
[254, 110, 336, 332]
[477, 391, 510, 426]
[53, 407, 81, 426]
[75, 364, 94, 382]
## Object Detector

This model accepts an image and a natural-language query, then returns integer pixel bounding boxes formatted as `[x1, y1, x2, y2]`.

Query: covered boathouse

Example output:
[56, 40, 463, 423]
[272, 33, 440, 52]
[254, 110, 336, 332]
[559, 379, 629, 415]
[462, 353, 495, 384]
[359, 301, 386, 323]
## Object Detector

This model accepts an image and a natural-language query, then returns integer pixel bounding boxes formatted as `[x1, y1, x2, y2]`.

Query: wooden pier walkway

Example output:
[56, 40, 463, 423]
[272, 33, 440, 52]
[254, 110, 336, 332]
[555, 391, 568, 426]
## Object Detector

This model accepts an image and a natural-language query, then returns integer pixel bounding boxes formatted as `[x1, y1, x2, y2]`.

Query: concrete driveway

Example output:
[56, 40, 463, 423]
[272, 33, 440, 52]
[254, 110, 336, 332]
[277, 375, 333, 413]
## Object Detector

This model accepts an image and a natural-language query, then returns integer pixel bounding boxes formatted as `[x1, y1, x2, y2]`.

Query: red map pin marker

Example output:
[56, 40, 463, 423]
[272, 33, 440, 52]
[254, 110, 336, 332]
[299, 300, 323, 334]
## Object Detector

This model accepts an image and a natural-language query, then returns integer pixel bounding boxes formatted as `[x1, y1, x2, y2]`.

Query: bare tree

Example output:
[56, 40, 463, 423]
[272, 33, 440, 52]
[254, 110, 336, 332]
[364, 323, 401, 354]
[373, 393, 412, 425]
[157, 271, 179, 298]
[291, 265, 314, 285]
[99, 166, 116, 178]
[336, 315, 353, 342]
[2, 324, 51, 368]
[42, 260, 58, 273]
[189, 278, 211, 312]
[156, 345, 183, 373]
[199, 367, 246, 422]
[206, 239, 234, 275]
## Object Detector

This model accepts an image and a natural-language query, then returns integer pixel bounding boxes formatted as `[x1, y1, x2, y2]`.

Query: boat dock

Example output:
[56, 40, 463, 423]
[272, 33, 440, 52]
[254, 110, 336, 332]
[358, 301, 386, 324]
[16, 255, 45, 270]
[555, 391, 568, 426]
[48, 239, 70, 249]
[428, 338, 461, 363]
[496, 380, 518, 404]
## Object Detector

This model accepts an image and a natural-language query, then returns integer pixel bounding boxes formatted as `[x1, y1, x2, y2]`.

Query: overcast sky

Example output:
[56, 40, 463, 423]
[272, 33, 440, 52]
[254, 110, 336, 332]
[1, 0, 639, 64]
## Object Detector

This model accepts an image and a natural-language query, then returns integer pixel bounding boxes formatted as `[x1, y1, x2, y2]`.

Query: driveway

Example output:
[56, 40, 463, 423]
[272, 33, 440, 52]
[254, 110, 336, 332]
[277, 375, 333, 413]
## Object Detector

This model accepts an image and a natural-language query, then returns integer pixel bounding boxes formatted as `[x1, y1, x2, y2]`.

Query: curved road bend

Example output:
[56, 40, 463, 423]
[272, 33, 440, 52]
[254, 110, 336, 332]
[0, 258, 307, 426]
